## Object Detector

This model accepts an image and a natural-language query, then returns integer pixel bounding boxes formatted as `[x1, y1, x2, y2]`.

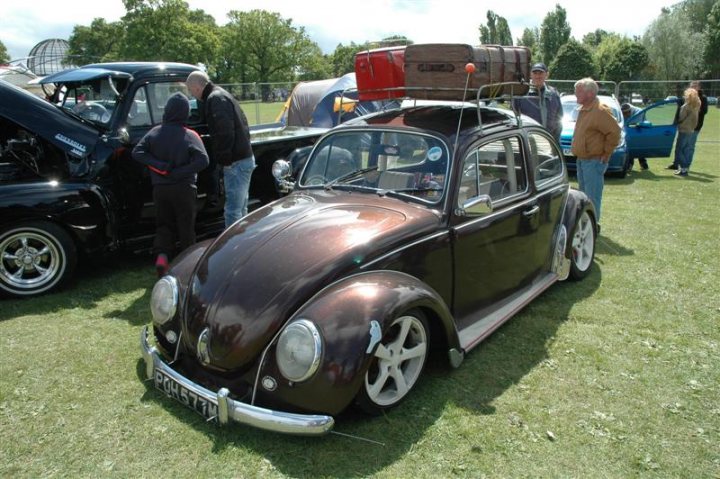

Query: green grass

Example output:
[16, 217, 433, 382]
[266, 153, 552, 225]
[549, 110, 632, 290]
[1, 110, 718, 478]
[242, 101, 286, 125]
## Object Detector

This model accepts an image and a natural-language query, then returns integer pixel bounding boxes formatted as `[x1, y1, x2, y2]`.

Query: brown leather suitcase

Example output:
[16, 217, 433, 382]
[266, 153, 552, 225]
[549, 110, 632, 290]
[404, 43, 531, 100]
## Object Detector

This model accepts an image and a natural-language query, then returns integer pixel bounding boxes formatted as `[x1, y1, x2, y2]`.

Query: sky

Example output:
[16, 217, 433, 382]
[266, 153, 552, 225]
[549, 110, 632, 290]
[1, 0, 680, 61]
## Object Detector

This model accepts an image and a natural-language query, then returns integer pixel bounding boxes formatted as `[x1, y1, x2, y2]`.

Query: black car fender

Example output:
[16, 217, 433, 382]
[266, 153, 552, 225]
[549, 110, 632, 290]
[562, 188, 597, 258]
[256, 270, 460, 416]
[0, 181, 115, 255]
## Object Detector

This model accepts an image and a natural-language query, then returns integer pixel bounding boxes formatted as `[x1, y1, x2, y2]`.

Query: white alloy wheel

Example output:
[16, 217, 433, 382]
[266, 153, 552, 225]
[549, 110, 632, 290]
[570, 210, 595, 279]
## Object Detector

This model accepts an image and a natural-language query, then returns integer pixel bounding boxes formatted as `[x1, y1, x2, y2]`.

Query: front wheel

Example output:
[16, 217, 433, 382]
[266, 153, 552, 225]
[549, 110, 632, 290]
[569, 210, 595, 280]
[0, 222, 77, 297]
[355, 309, 429, 415]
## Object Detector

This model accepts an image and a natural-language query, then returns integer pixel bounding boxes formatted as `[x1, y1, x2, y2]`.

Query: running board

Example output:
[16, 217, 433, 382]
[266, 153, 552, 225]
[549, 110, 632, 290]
[458, 273, 557, 352]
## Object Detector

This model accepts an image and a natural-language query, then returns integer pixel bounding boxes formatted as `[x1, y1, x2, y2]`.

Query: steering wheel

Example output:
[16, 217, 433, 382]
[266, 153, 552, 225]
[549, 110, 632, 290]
[77, 103, 110, 123]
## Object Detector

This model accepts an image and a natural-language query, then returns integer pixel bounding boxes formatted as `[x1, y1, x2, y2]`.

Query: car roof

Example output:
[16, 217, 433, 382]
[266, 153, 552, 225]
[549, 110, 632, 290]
[42, 62, 199, 84]
[338, 104, 521, 139]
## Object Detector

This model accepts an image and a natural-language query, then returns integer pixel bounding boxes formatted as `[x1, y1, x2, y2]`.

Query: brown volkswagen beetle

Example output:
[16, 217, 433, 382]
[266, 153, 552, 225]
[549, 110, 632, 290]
[140, 100, 597, 435]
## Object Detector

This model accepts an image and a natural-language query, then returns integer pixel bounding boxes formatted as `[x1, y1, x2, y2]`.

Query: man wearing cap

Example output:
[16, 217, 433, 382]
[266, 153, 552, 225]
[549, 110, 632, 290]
[512, 62, 563, 141]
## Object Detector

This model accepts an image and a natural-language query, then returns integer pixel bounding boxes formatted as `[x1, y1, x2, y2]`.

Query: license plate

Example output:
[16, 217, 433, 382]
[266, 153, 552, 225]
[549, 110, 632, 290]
[154, 369, 219, 422]
[563, 148, 573, 156]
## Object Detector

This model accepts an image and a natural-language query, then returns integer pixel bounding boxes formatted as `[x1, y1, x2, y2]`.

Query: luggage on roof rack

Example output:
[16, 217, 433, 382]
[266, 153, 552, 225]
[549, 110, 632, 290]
[404, 43, 531, 100]
[354, 46, 406, 101]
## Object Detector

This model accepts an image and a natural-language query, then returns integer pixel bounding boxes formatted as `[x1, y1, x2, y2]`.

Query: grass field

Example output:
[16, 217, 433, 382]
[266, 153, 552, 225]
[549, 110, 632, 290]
[0, 109, 718, 478]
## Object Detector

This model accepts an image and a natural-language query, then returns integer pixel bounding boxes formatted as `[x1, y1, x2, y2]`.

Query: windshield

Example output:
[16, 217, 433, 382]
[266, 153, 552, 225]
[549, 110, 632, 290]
[300, 130, 449, 204]
[561, 96, 622, 124]
[57, 78, 126, 127]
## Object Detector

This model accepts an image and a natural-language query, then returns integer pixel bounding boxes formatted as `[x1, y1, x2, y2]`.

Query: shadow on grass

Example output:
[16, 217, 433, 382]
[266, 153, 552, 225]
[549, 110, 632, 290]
[0, 250, 155, 324]
[136, 266, 602, 477]
[610, 168, 718, 184]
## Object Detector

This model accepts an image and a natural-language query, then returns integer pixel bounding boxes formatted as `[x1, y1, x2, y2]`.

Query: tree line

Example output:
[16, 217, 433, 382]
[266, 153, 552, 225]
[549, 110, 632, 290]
[1, 0, 718, 83]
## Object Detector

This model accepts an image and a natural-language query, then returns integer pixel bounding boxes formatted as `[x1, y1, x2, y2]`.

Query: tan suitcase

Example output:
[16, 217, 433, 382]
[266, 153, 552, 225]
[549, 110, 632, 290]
[404, 43, 531, 100]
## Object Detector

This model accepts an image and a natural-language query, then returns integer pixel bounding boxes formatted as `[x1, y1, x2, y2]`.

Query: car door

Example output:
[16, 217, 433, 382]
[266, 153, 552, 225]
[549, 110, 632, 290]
[625, 99, 679, 158]
[451, 134, 540, 328]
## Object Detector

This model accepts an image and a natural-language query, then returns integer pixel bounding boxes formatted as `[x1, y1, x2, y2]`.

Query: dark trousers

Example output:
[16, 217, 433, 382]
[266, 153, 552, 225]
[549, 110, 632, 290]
[153, 183, 197, 257]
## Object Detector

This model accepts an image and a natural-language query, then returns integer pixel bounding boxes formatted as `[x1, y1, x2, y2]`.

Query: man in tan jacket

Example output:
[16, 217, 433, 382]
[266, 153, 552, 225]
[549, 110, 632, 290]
[571, 78, 620, 232]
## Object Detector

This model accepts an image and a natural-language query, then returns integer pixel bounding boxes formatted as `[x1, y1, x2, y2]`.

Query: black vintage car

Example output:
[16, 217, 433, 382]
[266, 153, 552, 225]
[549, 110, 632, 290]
[140, 98, 598, 435]
[0, 62, 325, 297]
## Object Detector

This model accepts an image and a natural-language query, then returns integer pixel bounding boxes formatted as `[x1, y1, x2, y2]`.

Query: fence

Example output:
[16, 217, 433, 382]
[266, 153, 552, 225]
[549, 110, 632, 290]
[217, 82, 297, 125]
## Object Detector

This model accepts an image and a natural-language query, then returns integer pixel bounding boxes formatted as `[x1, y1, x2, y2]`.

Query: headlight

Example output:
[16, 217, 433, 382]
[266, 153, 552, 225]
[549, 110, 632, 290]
[272, 159, 291, 179]
[150, 276, 179, 325]
[276, 319, 322, 382]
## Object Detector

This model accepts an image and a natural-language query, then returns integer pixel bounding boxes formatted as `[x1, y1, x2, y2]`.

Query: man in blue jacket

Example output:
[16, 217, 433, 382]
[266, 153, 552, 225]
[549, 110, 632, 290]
[512, 63, 563, 142]
[186, 71, 256, 228]
[132, 92, 209, 276]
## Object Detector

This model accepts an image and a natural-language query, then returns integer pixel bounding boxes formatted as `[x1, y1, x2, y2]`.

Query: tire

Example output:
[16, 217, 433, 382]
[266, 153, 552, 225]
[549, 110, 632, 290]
[0, 222, 77, 297]
[355, 309, 429, 415]
[569, 210, 595, 280]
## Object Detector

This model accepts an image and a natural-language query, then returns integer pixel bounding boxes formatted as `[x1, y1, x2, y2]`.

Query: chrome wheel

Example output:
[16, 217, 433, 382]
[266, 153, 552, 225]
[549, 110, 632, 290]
[357, 310, 429, 413]
[0, 223, 76, 296]
[570, 210, 595, 279]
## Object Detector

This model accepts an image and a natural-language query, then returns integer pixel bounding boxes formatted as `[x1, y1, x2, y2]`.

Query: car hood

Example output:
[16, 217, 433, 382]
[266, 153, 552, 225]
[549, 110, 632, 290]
[180, 189, 441, 371]
[0, 80, 99, 159]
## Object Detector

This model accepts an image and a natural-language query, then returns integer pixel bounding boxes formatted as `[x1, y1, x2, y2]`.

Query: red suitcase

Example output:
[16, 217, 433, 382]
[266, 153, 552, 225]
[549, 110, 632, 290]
[404, 43, 531, 100]
[355, 46, 406, 101]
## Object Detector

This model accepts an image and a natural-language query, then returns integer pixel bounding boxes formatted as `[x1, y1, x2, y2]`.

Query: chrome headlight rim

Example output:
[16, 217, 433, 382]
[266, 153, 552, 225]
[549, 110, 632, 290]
[150, 275, 179, 325]
[272, 159, 291, 180]
[276, 319, 322, 382]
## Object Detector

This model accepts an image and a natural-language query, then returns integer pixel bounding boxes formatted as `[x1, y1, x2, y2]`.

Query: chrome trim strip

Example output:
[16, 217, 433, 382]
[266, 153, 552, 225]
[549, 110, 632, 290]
[360, 230, 449, 270]
[141, 326, 335, 435]
[458, 273, 557, 351]
[453, 183, 567, 232]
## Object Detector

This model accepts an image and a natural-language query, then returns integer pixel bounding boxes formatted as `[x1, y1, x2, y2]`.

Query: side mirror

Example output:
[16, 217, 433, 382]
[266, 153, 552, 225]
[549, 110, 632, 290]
[459, 194, 493, 216]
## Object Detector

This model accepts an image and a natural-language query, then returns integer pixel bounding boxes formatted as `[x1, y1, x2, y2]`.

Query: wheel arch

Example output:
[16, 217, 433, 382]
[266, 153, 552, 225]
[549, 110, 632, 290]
[256, 270, 460, 415]
[562, 189, 596, 258]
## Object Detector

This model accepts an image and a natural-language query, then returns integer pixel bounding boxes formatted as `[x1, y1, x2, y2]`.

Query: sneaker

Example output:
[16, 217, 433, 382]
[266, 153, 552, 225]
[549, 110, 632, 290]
[639, 159, 649, 170]
[155, 254, 169, 277]
[666, 163, 678, 170]
[673, 169, 688, 177]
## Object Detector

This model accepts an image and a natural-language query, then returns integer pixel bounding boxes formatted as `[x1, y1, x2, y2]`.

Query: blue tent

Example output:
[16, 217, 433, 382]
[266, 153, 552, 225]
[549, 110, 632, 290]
[279, 73, 394, 128]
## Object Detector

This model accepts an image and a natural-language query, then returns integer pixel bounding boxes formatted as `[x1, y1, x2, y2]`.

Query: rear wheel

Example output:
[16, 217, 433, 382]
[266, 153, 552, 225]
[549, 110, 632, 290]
[355, 309, 429, 415]
[569, 210, 595, 280]
[0, 222, 77, 297]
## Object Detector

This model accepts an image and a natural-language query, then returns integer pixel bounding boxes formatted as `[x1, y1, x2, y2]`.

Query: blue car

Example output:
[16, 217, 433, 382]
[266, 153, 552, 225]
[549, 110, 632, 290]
[560, 95, 679, 178]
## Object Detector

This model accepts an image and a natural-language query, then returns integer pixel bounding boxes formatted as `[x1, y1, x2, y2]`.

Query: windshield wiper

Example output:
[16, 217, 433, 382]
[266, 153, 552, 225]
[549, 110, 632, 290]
[324, 166, 378, 190]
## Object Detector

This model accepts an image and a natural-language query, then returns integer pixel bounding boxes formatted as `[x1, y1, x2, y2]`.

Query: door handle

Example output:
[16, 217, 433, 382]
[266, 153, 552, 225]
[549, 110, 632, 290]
[523, 205, 540, 217]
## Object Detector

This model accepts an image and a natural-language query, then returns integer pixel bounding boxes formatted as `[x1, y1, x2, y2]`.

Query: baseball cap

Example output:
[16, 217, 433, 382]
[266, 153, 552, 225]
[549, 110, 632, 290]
[531, 63, 548, 72]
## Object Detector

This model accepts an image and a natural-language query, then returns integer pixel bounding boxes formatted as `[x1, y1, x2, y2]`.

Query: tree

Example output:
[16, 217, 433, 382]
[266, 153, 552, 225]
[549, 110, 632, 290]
[548, 39, 597, 80]
[539, 4, 571, 65]
[0, 40, 9, 63]
[221, 10, 324, 86]
[702, 0, 720, 77]
[120, 0, 219, 64]
[582, 29, 610, 48]
[479, 11, 513, 45]
[601, 40, 650, 83]
[330, 42, 370, 77]
[642, 7, 704, 80]
[67, 18, 125, 65]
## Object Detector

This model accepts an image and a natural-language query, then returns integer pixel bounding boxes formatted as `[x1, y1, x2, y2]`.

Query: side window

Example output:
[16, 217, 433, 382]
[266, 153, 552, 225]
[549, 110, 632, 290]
[529, 132, 564, 185]
[458, 136, 526, 206]
[134, 82, 192, 127]
[127, 86, 151, 127]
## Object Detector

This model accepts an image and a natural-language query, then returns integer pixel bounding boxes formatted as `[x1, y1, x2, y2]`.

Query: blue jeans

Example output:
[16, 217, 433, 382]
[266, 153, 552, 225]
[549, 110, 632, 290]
[679, 131, 699, 170]
[576, 159, 608, 223]
[223, 156, 256, 227]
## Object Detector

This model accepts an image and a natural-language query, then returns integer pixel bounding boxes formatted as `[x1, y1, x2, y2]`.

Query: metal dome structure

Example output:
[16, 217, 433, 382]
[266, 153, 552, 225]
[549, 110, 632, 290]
[27, 38, 73, 76]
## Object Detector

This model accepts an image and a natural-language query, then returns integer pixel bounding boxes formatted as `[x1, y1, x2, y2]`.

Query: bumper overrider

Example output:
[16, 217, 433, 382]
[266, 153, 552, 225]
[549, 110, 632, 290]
[140, 326, 335, 435]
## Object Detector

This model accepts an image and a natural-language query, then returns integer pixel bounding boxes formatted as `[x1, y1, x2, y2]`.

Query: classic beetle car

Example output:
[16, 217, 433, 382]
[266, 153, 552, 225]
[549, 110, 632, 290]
[0, 63, 324, 297]
[140, 99, 597, 435]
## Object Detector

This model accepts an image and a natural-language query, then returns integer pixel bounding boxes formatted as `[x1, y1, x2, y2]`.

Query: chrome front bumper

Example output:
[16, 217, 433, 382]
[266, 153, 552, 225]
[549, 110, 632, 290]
[140, 326, 335, 435]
